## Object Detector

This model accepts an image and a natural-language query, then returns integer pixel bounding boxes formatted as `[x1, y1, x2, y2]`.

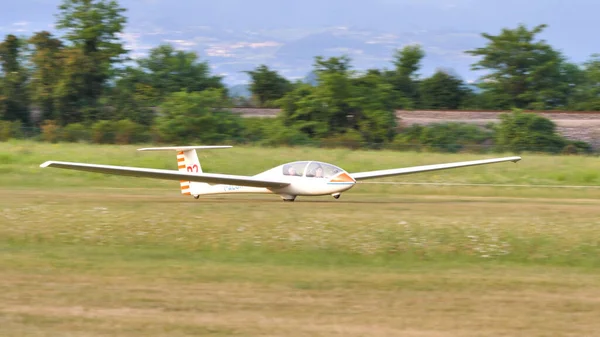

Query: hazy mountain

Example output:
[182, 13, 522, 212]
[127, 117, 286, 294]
[3, 0, 600, 85]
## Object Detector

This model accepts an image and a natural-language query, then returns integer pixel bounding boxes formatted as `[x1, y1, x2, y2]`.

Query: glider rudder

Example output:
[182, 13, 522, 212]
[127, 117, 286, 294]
[137, 145, 232, 196]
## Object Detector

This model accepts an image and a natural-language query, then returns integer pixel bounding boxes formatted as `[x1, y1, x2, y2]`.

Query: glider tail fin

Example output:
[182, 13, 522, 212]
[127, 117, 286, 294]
[176, 150, 208, 195]
[137, 145, 232, 196]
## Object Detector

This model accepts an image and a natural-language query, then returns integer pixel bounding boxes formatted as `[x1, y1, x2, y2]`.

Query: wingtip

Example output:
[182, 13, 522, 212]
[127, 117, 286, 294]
[40, 161, 53, 168]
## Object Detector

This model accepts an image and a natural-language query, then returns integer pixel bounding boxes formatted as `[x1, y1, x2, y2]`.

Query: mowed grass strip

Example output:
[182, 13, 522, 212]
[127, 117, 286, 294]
[2, 189, 599, 268]
[2, 256, 600, 337]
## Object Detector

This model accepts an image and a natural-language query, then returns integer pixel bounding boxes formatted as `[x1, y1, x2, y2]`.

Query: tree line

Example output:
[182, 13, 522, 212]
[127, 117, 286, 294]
[0, 0, 597, 154]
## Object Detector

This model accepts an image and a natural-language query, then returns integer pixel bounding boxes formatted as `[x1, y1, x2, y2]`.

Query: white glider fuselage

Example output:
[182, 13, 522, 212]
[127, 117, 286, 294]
[190, 161, 356, 197]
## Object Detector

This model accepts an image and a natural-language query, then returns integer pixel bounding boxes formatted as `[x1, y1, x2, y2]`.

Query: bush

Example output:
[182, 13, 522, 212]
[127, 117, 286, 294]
[114, 119, 144, 144]
[493, 109, 590, 154]
[0, 121, 23, 141]
[570, 141, 594, 154]
[393, 122, 494, 153]
[420, 122, 493, 153]
[320, 129, 365, 149]
[41, 120, 61, 143]
[61, 123, 90, 142]
[0, 121, 12, 141]
[91, 120, 115, 144]
[259, 118, 314, 147]
[239, 117, 271, 143]
[562, 141, 594, 155]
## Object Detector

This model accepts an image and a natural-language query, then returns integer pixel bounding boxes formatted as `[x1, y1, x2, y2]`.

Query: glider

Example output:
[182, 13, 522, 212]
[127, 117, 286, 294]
[40, 145, 521, 202]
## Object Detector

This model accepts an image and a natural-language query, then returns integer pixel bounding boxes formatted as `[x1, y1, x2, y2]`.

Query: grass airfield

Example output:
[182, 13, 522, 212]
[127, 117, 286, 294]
[1, 141, 600, 336]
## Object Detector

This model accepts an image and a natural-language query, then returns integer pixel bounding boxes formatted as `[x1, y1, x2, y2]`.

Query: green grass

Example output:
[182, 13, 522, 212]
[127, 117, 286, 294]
[1, 139, 600, 197]
[2, 188, 599, 268]
[1, 141, 600, 336]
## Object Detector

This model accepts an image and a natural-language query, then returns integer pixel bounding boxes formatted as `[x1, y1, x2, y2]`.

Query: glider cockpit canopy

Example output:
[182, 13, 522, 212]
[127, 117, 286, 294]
[280, 161, 344, 178]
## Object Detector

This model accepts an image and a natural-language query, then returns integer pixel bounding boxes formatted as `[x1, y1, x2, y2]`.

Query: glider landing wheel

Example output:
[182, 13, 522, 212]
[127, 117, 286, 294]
[281, 195, 296, 202]
[193, 195, 200, 199]
[280, 194, 296, 202]
[332, 193, 341, 199]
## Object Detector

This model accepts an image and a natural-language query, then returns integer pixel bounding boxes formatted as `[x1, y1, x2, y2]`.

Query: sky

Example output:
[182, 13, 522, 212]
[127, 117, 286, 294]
[2, 0, 599, 85]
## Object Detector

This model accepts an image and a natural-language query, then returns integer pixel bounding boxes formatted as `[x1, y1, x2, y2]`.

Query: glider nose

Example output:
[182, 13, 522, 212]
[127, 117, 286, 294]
[329, 172, 356, 184]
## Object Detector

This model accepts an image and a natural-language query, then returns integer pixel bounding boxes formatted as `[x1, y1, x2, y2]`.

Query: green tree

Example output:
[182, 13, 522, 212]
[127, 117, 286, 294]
[279, 56, 354, 138]
[244, 64, 292, 107]
[553, 62, 585, 109]
[569, 54, 600, 111]
[155, 89, 243, 144]
[53, 47, 94, 124]
[279, 83, 328, 138]
[394, 45, 424, 78]
[466, 24, 573, 110]
[390, 44, 425, 108]
[349, 71, 397, 144]
[28, 31, 64, 121]
[133, 44, 225, 103]
[461, 87, 510, 110]
[280, 56, 397, 146]
[419, 69, 468, 109]
[107, 66, 158, 126]
[279, 56, 351, 139]
[312, 55, 354, 134]
[55, 0, 128, 119]
[0, 34, 30, 124]
[109, 44, 226, 124]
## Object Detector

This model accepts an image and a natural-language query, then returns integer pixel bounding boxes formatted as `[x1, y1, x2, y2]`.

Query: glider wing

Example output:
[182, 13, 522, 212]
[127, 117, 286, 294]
[40, 161, 290, 188]
[350, 156, 521, 181]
